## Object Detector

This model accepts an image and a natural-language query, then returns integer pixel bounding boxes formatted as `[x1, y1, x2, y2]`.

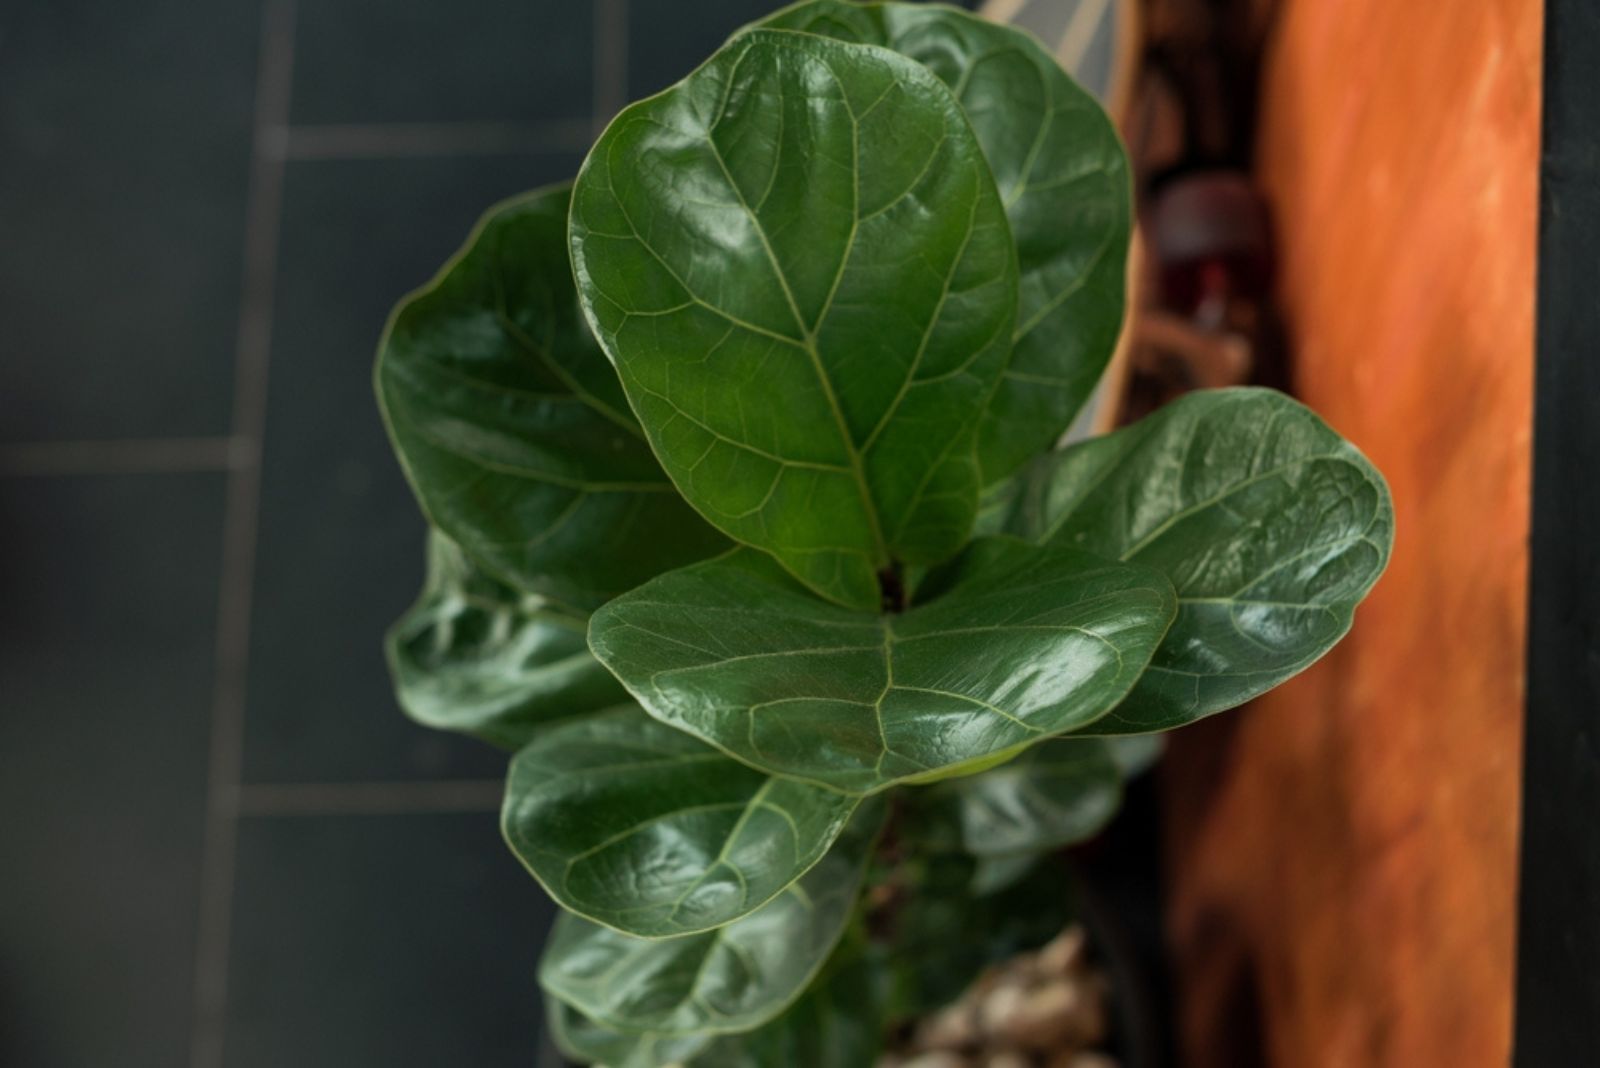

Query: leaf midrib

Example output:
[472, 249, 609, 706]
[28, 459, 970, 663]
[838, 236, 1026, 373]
[704, 37, 891, 571]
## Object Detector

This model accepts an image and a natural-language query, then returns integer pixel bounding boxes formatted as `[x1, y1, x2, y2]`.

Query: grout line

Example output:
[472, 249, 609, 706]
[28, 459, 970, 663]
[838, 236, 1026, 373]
[271, 119, 594, 161]
[189, 2, 296, 1066]
[236, 779, 505, 817]
[593, 0, 629, 136]
[0, 436, 251, 477]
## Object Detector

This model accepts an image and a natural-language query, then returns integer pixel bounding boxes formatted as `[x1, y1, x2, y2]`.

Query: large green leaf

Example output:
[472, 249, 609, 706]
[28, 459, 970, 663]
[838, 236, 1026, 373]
[503, 706, 860, 938]
[694, 925, 883, 1068]
[385, 531, 627, 750]
[910, 736, 1122, 857]
[589, 538, 1175, 795]
[570, 29, 1019, 611]
[1008, 387, 1394, 731]
[376, 184, 725, 612]
[547, 998, 712, 1068]
[756, 1, 1132, 482]
[539, 798, 884, 1037]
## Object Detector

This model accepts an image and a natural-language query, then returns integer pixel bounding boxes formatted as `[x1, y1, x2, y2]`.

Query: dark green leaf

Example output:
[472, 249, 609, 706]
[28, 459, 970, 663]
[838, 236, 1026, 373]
[694, 925, 883, 1068]
[570, 29, 1019, 610]
[969, 851, 1044, 896]
[385, 532, 627, 750]
[1105, 733, 1164, 778]
[589, 538, 1175, 795]
[547, 998, 712, 1068]
[756, 1, 1132, 482]
[1009, 387, 1394, 731]
[879, 851, 1077, 1018]
[973, 471, 1022, 537]
[911, 736, 1122, 857]
[376, 184, 726, 612]
[539, 798, 884, 1037]
[503, 706, 861, 938]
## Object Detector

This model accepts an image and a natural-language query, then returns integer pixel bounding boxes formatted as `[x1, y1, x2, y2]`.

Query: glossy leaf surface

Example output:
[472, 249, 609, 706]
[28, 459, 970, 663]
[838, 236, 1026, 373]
[503, 706, 860, 938]
[589, 539, 1176, 794]
[539, 798, 883, 1037]
[547, 999, 711, 1068]
[911, 736, 1122, 856]
[695, 926, 882, 1068]
[570, 30, 1019, 609]
[1008, 388, 1394, 731]
[758, 1, 1132, 482]
[377, 184, 725, 611]
[386, 532, 626, 750]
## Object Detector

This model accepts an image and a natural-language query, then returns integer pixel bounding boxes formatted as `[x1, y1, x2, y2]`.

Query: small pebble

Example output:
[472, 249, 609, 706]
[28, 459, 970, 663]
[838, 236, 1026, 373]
[997, 982, 1086, 1051]
[1038, 927, 1088, 977]
[977, 981, 1029, 1037]
[915, 999, 980, 1051]
[900, 1052, 973, 1068]
[1045, 1054, 1119, 1068]
[982, 1051, 1032, 1068]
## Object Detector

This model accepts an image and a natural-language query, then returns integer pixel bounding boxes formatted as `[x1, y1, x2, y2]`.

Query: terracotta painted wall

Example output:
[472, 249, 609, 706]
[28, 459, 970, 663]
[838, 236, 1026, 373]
[1160, 1, 1542, 1066]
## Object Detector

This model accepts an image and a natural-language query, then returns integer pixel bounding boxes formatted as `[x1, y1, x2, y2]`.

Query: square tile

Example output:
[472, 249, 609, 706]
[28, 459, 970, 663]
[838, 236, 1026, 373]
[623, 0, 983, 103]
[0, 472, 225, 1066]
[625, 0, 778, 102]
[242, 154, 582, 784]
[222, 812, 556, 1068]
[289, 0, 592, 125]
[0, 0, 259, 442]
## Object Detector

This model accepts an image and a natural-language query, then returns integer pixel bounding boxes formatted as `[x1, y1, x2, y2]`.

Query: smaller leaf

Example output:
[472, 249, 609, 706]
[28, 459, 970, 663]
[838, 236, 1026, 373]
[694, 924, 883, 1068]
[539, 798, 885, 1038]
[1105, 733, 1164, 779]
[910, 737, 1122, 857]
[590, 538, 1176, 794]
[503, 706, 861, 938]
[386, 532, 626, 750]
[547, 998, 712, 1068]
[1008, 387, 1394, 731]
[879, 851, 1078, 1019]
[376, 183, 725, 611]
[969, 852, 1044, 896]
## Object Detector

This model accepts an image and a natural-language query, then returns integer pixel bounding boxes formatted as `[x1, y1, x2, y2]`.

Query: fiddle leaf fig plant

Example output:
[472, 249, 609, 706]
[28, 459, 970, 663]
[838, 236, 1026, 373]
[375, 3, 1393, 1065]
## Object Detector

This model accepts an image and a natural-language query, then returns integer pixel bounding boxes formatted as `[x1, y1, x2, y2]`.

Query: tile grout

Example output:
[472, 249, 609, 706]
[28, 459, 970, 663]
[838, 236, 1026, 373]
[593, 0, 629, 137]
[270, 119, 594, 160]
[235, 779, 505, 817]
[0, 436, 252, 478]
[188, 2, 296, 1066]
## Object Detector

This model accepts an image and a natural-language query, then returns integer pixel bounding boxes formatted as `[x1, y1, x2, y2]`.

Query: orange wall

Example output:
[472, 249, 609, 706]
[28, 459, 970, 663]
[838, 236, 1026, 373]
[1161, 1, 1542, 1065]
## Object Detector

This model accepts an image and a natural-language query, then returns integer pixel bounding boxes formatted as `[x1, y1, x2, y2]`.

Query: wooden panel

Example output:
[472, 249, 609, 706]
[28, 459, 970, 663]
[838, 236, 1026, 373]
[1160, 1, 1542, 1066]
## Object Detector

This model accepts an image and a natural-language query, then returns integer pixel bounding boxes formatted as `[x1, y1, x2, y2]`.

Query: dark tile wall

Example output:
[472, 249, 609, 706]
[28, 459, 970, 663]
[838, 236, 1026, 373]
[222, 814, 554, 1068]
[0, 474, 224, 1067]
[0, 2, 975, 1066]
[0, 0, 259, 442]
[289, 0, 593, 125]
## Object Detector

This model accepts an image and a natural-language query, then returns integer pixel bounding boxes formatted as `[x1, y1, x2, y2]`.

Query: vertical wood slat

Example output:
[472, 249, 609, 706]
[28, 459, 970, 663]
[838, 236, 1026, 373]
[1160, 0, 1542, 1064]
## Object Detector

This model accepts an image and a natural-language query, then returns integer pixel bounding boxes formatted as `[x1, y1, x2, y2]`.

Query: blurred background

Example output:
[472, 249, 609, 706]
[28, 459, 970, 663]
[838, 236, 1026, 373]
[2, 1, 1587, 1067]
[1, 2, 923, 1064]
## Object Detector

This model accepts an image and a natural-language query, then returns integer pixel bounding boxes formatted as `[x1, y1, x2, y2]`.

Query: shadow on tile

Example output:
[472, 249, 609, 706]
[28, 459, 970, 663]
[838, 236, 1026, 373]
[0, 472, 225, 1067]
[223, 811, 554, 1068]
